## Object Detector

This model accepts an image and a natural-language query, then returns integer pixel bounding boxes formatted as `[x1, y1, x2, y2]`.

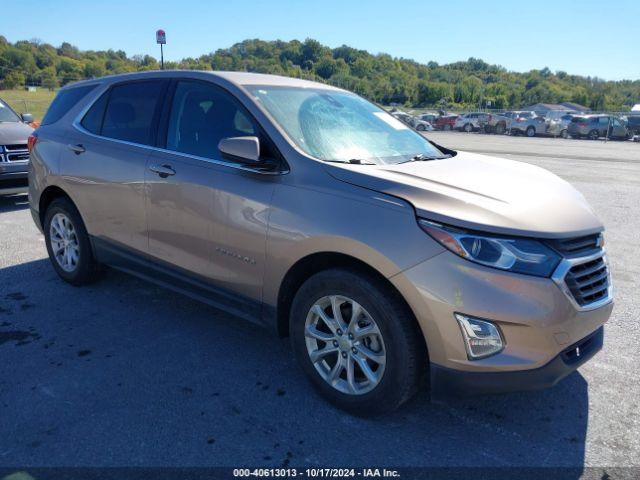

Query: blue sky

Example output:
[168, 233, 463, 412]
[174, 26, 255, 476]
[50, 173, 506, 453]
[4, 0, 639, 80]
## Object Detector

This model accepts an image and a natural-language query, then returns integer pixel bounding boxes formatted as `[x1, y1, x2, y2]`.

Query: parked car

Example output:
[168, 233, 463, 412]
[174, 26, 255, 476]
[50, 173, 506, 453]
[391, 112, 433, 131]
[480, 111, 534, 134]
[417, 112, 438, 124]
[568, 115, 628, 140]
[623, 114, 640, 136]
[454, 113, 490, 132]
[546, 113, 576, 138]
[29, 71, 612, 414]
[0, 97, 34, 196]
[434, 114, 458, 130]
[509, 115, 553, 137]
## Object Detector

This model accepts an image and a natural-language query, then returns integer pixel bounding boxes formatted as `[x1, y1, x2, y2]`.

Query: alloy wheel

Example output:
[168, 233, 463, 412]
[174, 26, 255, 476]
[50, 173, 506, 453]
[304, 295, 386, 395]
[49, 213, 80, 272]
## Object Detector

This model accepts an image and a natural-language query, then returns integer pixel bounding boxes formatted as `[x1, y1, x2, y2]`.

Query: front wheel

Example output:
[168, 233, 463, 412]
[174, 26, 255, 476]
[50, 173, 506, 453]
[416, 124, 425, 131]
[463, 123, 473, 133]
[588, 129, 599, 140]
[443, 124, 452, 131]
[290, 269, 425, 415]
[526, 126, 536, 137]
[495, 123, 506, 135]
[560, 129, 568, 139]
[44, 197, 101, 286]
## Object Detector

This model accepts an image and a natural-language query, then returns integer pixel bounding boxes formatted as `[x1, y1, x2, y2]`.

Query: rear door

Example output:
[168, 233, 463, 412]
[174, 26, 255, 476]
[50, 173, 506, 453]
[145, 79, 281, 303]
[63, 79, 168, 253]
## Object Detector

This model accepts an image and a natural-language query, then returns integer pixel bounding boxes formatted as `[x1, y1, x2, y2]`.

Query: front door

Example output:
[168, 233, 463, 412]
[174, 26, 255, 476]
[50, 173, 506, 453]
[145, 80, 281, 304]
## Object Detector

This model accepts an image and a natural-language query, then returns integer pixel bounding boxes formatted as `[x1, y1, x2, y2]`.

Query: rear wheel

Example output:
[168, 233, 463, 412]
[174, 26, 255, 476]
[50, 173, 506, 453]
[526, 126, 536, 137]
[463, 123, 473, 133]
[560, 129, 568, 139]
[290, 269, 425, 415]
[416, 124, 425, 132]
[588, 129, 599, 140]
[44, 197, 101, 286]
[443, 124, 452, 131]
[495, 123, 506, 135]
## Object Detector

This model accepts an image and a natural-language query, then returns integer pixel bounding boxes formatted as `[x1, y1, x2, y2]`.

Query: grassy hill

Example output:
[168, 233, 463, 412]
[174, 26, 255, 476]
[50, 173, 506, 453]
[2, 37, 639, 118]
[0, 88, 56, 120]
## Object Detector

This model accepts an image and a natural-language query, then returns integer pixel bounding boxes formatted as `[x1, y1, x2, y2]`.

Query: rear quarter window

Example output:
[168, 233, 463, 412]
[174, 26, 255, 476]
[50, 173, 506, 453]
[100, 80, 166, 145]
[41, 84, 97, 126]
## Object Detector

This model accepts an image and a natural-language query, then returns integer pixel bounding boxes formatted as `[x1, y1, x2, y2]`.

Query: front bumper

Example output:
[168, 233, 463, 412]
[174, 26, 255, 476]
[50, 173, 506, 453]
[430, 326, 603, 400]
[0, 170, 28, 195]
[389, 249, 612, 393]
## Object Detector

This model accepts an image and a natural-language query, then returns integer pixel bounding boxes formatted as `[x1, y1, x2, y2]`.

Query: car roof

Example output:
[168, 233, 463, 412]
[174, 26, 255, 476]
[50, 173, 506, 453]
[61, 70, 344, 92]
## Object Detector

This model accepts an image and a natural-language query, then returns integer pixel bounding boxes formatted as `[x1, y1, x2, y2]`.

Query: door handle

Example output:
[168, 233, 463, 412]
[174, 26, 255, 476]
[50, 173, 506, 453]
[67, 144, 86, 155]
[149, 164, 176, 178]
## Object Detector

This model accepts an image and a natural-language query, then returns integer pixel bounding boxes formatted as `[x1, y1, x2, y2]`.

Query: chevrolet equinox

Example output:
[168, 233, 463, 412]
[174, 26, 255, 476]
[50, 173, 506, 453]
[28, 71, 613, 414]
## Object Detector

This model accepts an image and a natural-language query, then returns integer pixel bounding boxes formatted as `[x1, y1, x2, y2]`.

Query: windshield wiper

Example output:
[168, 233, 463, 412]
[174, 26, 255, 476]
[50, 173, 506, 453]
[401, 153, 452, 163]
[325, 158, 376, 165]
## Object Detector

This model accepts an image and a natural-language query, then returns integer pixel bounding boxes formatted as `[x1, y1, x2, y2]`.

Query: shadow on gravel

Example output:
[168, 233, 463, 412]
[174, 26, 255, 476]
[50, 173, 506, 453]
[0, 259, 588, 472]
[0, 194, 29, 213]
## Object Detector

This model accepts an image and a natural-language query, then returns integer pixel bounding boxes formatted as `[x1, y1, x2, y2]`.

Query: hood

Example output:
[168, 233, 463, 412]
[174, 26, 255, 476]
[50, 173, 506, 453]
[0, 121, 33, 145]
[326, 151, 602, 238]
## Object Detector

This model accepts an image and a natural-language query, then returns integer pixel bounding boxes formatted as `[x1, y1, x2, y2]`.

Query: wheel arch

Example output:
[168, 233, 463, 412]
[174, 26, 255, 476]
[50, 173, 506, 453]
[275, 251, 425, 352]
[38, 185, 75, 227]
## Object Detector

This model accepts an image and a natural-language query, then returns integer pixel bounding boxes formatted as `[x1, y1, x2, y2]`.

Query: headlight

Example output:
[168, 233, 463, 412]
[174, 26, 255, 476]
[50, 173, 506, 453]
[419, 219, 561, 277]
[455, 313, 504, 359]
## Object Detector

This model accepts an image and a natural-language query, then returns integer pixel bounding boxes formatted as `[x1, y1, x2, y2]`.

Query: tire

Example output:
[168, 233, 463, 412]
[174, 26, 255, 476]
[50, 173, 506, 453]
[484, 124, 493, 134]
[588, 129, 599, 140]
[44, 197, 101, 286]
[416, 124, 425, 132]
[290, 268, 425, 415]
[443, 124, 452, 131]
[526, 126, 536, 137]
[560, 129, 568, 139]
[495, 123, 506, 135]
[463, 123, 473, 133]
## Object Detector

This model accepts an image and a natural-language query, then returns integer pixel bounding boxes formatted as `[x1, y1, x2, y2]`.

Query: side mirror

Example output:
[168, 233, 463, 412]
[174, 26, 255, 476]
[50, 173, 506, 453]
[218, 136, 260, 164]
[21, 113, 34, 124]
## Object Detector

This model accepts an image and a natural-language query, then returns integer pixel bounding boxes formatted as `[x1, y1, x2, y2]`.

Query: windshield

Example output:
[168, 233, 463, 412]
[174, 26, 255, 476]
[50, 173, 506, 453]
[247, 86, 444, 165]
[0, 99, 21, 123]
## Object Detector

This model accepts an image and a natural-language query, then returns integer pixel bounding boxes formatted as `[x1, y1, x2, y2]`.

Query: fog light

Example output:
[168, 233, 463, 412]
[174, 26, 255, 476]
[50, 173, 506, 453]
[455, 313, 504, 360]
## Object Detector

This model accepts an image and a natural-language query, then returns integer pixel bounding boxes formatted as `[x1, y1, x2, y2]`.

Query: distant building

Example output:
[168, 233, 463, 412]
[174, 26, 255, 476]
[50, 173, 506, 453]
[522, 102, 589, 115]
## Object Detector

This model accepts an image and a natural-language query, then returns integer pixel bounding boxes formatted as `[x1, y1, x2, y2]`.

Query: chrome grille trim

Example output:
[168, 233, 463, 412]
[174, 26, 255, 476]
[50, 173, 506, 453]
[0, 145, 29, 163]
[552, 250, 613, 311]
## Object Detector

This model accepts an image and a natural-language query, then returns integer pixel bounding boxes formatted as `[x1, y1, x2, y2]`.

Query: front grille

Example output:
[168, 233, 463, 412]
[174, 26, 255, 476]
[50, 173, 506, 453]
[0, 145, 29, 163]
[5, 144, 28, 151]
[564, 256, 610, 306]
[547, 233, 601, 257]
[7, 152, 29, 162]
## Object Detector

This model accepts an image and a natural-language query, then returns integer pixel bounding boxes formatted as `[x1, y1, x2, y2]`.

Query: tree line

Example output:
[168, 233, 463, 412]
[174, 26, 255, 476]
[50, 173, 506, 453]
[1, 36, 638, 111]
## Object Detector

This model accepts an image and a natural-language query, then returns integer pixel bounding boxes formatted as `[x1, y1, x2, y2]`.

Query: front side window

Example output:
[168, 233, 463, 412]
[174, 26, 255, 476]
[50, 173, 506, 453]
[0, 99, 21, 123]
[101, 81, 165, 145]
[166, 81, 257, 160]
[247, 86, 443, 165]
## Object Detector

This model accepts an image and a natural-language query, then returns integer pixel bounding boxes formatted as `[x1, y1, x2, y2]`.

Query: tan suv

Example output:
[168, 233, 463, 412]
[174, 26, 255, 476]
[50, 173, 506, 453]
[28, 71, 612, 414]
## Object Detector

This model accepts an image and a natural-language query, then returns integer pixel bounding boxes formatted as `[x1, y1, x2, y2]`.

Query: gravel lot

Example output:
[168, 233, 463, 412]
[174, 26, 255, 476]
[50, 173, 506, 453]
[0, 133, 638, 475]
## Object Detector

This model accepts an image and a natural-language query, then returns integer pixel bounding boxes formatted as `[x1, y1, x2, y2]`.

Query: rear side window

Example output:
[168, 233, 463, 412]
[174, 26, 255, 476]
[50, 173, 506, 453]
[81, 91, 109, 134]
[41, 85, 97, 126]
[100, 81, 165, 145]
